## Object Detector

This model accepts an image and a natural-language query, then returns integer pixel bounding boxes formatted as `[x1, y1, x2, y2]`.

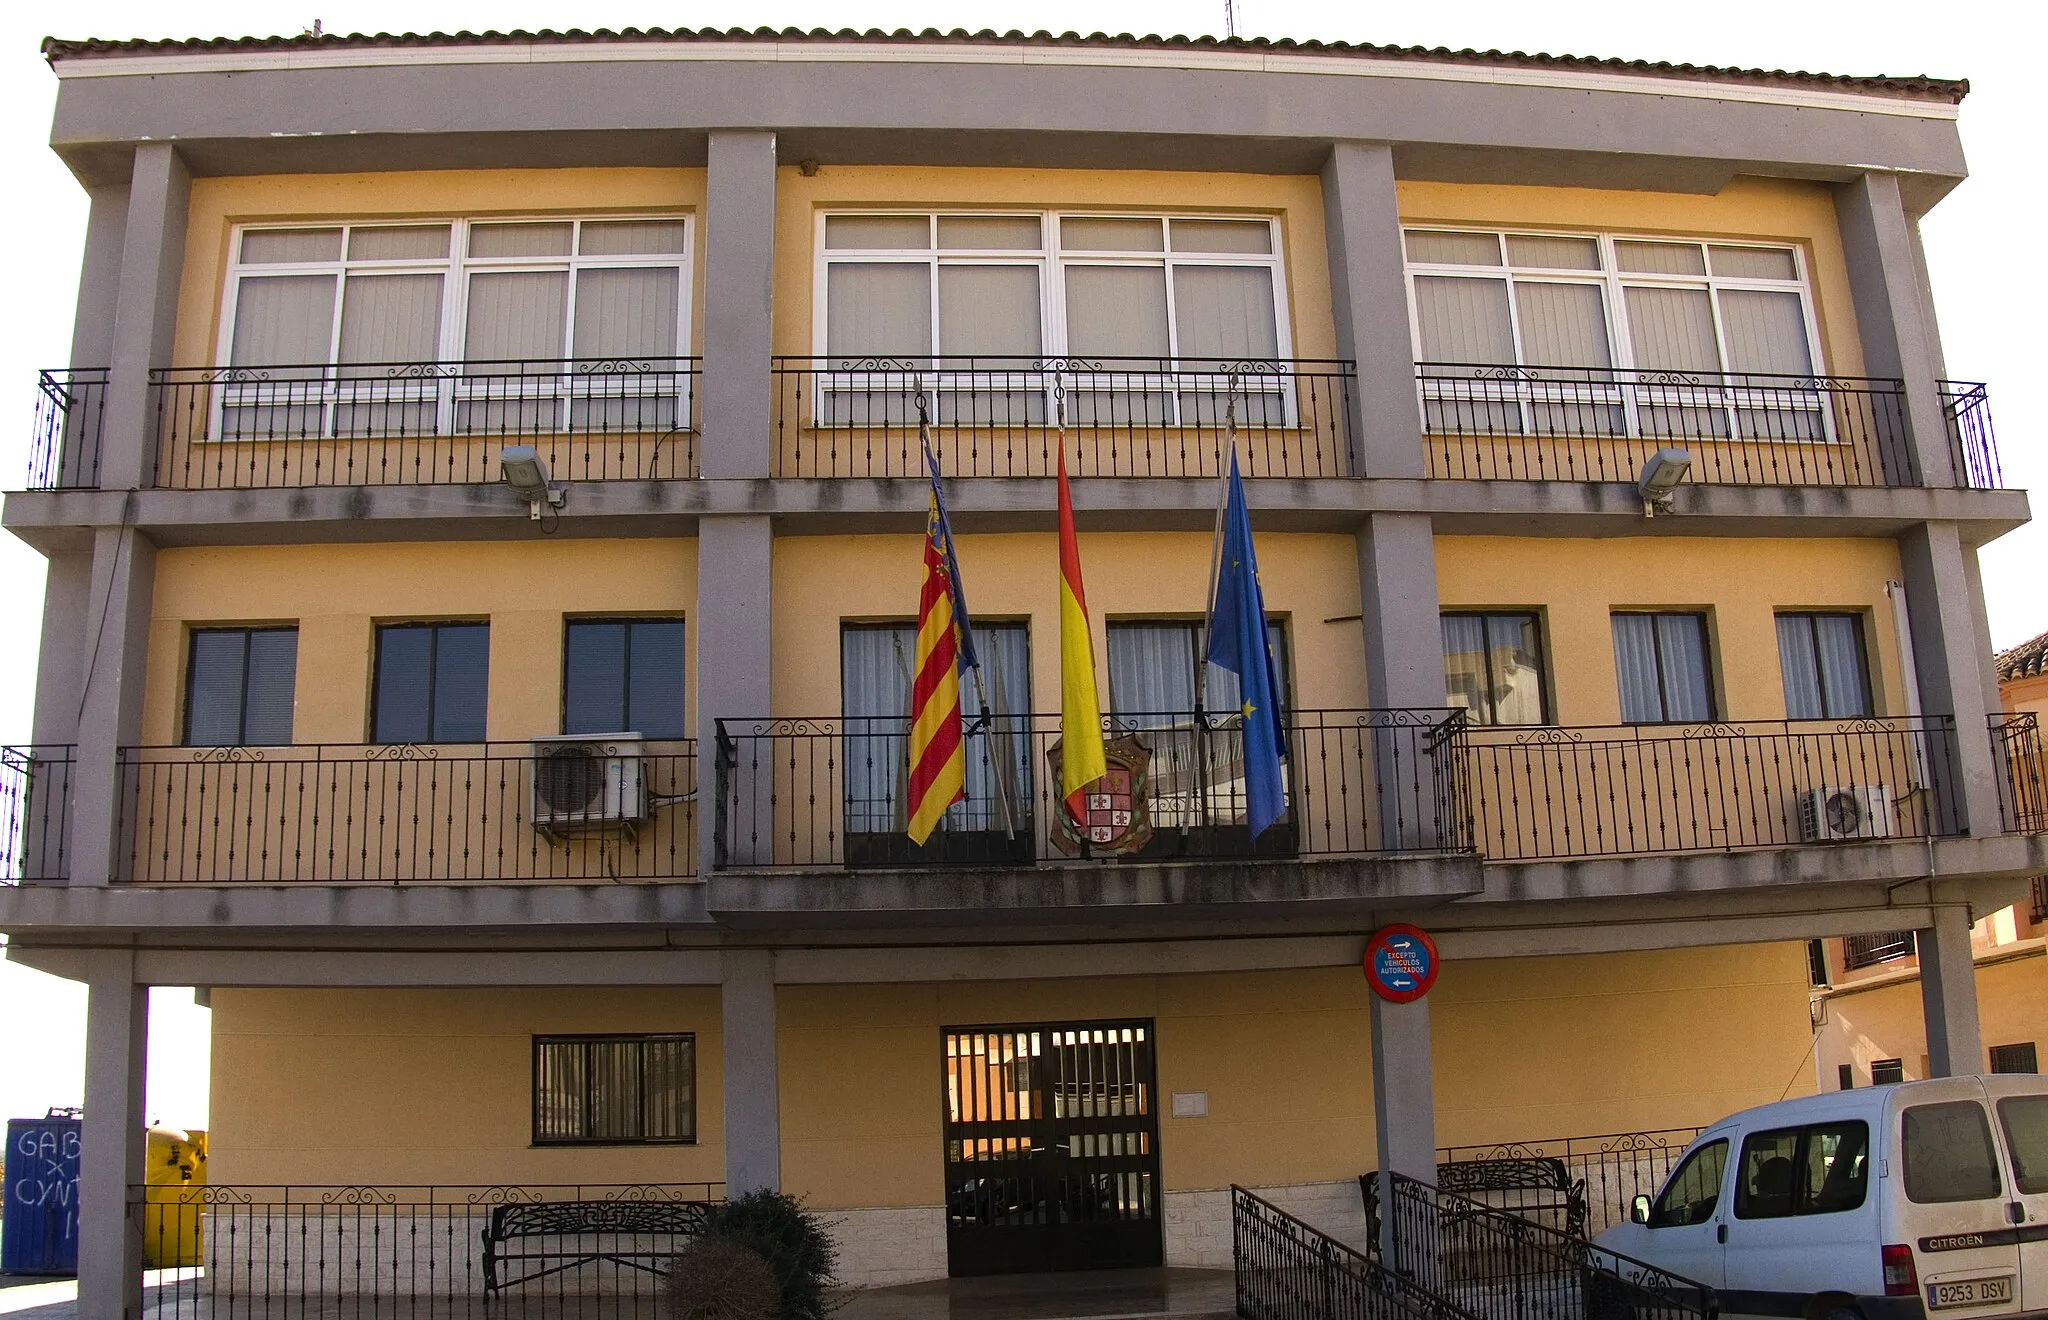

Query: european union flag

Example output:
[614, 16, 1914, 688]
[1204, 449, 1287, 839]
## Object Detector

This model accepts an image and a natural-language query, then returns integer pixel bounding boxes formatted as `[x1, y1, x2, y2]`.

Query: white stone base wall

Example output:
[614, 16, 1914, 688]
[824, 1205, 950, 1289]
[1163, 1180, 1367, 1268]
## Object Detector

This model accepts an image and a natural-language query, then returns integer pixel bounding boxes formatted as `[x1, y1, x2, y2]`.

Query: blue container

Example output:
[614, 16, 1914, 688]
[3, 1115, 82, 1275]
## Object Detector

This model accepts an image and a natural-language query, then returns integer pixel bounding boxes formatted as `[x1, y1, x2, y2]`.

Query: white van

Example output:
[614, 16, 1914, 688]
[1596, 1075, 2048, 1320]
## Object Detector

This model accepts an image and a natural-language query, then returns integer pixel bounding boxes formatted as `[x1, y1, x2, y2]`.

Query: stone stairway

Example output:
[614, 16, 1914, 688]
[831, 1266, 1236, 1320]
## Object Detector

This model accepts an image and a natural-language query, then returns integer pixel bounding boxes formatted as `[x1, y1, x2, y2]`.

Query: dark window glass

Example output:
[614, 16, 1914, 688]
[532, 1034, 695, 1144]
[1649, 1138, 1727, 1227]
[1992, 1043, 2040, 1075]
[1777, 613, 1872, 720]
[1838, 1064, 1855, 1091]
[1902, 1100, 2002, 1203]
[1442, 612, 1548, 726]
[184, 627, 298, 746]
[1735, 1126, 1801, 1219]
[1998, 1096, 2048, 1194]
[373, 623, 488, 743]
[1802, 1122, 1871, 1214]
[564, 619, 685, 738]
[1612, 612, 1714, 723]
[1807, 939, 1831, 988]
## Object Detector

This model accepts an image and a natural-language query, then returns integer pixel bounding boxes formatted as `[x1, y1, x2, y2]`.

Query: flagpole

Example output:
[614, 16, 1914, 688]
[918, 400, 1018, 842]
[1197, 372, 1241, 723]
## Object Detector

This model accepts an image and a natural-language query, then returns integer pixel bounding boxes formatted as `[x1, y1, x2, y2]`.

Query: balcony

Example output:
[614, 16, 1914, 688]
[0, 746, 72, 884]
[1462, 716, 1965, 861]
[114, 741, 696, 884]
[1993, 712, 2048, 834]
[1418, 364, 2004, 490]
[711, 709, 1466, 870]
[24, 359, 699, 492]
[771, 356, 1356, 478]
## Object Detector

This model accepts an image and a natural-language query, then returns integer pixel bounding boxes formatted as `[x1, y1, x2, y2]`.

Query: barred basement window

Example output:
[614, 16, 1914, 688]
[533, 1035, 695, 1145]
[1871, 1058, 1905, 1085]
[1992, 1043, 2039, 1075]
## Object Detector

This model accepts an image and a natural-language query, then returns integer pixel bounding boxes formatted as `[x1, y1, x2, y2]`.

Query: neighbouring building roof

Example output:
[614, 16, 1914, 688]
[1999, 629, 2048, 684]
[39, 26, 1971, 103]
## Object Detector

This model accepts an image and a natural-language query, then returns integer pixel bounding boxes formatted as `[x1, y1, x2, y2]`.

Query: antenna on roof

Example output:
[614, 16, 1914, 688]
[1223, 0, 1240, 38]
[303, 18, 323, 37]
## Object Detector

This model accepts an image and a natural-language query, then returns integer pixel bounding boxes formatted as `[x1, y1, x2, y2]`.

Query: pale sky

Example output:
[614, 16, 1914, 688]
[0, 0, 2041, 1130]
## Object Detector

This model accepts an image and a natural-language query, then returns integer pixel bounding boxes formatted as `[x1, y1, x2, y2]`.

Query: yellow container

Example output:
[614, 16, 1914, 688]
[141, 1127, 206, 1268]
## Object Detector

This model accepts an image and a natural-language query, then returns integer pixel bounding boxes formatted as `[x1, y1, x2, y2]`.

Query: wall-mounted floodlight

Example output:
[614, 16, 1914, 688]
[1637, 448, 1692, 518]
[500, 445, 565, 520]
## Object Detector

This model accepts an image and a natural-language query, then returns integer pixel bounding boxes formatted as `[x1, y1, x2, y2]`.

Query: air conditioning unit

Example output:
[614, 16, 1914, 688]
[530, 733, 647, 836]
[1799, 785, 1894, 842]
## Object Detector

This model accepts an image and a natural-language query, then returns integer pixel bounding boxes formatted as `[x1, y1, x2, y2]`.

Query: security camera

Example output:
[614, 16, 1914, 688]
[1637, 448, 1692, 518]
[499, 445, 565, 519]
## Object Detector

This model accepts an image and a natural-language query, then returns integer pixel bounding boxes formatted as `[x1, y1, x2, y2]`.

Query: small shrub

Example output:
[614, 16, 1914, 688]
[699, 1190, 840, 1320]
[663, 1236, 782, 1320]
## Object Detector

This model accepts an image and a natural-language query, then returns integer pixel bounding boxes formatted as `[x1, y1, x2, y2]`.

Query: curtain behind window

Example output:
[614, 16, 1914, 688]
[573, 267, 681, 361]
[465, 271, 568, 361]
[231, 276, 336, 367]
[1171, 266, 1279, 361]
[1778, 614, 1825, 721]
[1614, 613, 1711, 723]
[1413, 276, 1513, 364]
[826, 263, 932, 358]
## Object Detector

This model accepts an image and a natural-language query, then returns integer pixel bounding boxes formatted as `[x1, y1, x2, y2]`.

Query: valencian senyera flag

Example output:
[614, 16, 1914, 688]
[905, 449, 975, 845]
[1205, 448, 1288, 839]
[1057, 441, 1108, 824]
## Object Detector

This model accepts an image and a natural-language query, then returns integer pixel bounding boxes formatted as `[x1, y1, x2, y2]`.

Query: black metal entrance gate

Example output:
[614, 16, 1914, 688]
[942, 1019, 1163, 1276]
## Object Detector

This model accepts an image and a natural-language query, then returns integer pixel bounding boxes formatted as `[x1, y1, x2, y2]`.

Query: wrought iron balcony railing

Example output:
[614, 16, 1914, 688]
[1462, 716, 1964, 861]
[712, 708, 1468, 870]
[1992, 711, 2047, 835]
[149, 358, 698, 489]
[1437, 1127, 1706, 1238]
[115, 741, 695, 884]
[1842, 930, 1918, 970]
[27, 368, 107, 490]
[771, 356, 1356, 478]
[0, 746, 72, 884]
[135, 1184, 722, 1317]
[1419, 364, 2007, 490]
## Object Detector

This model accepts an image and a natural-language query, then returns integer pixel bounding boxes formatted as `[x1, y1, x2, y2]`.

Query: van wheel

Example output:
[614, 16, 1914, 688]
[1584, 1272, 1634, 1320]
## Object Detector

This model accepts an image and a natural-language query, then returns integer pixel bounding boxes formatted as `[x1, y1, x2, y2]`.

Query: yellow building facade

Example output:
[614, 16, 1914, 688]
[2, 27, 2041, 1316]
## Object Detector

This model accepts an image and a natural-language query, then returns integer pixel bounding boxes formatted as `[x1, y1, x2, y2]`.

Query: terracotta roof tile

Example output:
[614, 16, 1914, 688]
[38, 27, 1970, 103]
[1998, 629, 2048, 684]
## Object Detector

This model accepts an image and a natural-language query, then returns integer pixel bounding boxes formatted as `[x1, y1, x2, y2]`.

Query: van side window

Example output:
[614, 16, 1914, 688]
[1736, 1127, 1800, 1218]
[1997, 1096, 2048, 1195]
[1650, 1138, 1727, 1227]
[1903, 1101, 2003, 1203]
[1802, 1121, 1870, 1213]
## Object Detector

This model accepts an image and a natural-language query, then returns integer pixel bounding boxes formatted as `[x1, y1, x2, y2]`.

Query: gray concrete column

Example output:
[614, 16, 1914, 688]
[696, 515, 774, 873]
[70, 184, 132, 369]
[70, 527, 157, 885]
[1834, 172, 1952, 487]
[78, 950, 146, 1320]
[1919, 900, 1984, 1076]
[99, 144, 190, 491]
[1355, 513, 1448, 848]
[721, 950, 781, 1194]
[1370, 992, 1436, 1263]
[1322, 143, 1425, 479]
[700, 130, 778, 479]
[1898, 522, 2003, 836]
[33, 552, 93, 748]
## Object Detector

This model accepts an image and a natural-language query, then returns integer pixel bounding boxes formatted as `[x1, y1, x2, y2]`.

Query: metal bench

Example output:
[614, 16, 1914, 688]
[480, 1198, 712, 1295]
[1361, 1156, 1589, 1241]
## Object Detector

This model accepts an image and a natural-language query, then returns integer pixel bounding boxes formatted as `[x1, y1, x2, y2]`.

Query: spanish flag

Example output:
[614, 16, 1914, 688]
[1057, 443, 1108, 822]
[905, 491, 966, 845]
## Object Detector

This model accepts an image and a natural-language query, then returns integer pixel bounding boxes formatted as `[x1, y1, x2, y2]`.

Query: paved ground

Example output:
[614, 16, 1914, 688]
[0, 1267, 1237, 1320]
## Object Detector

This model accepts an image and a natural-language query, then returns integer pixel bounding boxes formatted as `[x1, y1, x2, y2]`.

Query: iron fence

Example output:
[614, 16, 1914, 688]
[1380, 1173, 1716, 1320]
[0, 746, 73, 884]
[1842, 931, 1917, 971]
[1419, 363, 1917, 487]
[1231, 1185, 1468, 1320]
[1435, 1129, 1704, 1238]
[713, 709, 1470, 870]
[1992, 711, 2048, 835]
[1941, 380, 2002, 490]
[116, 742, 695, 884]
[771, 356, 1356, 478]
[2031, 877, 2047, 925]
[150, 358, 698, 489]
[1462, 716, 1961, 861]
[28, 367, 107, 489]
[133, 1183, 722, 1319]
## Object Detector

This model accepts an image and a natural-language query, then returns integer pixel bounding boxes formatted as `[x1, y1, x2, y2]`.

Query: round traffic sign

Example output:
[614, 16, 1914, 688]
[1364, 924, 1439, 1003]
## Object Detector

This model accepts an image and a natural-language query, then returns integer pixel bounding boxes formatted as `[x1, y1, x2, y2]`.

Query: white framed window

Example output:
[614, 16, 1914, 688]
[214, 217, 692, 439]
[811, 212, 1293, 427]
[1403, 228, 1829, 443]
